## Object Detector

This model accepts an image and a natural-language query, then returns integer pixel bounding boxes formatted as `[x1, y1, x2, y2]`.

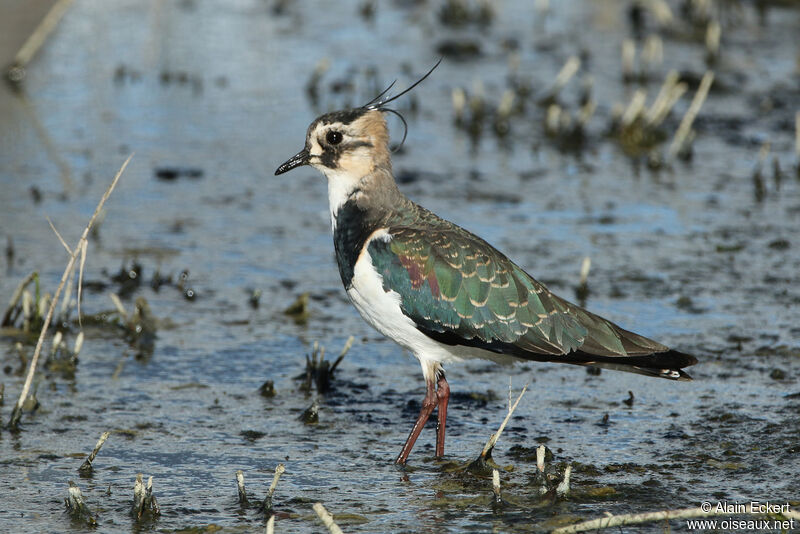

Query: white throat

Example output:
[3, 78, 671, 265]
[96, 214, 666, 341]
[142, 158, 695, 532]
[324, 169, 363, 232]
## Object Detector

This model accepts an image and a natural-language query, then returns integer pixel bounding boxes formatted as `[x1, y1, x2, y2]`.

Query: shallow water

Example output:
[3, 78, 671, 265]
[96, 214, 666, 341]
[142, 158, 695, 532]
[1, 1, 799, 532]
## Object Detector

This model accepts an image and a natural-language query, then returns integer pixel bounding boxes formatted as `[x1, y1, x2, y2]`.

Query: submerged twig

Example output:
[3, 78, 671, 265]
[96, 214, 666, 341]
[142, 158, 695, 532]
[262, 463, 286, 513]
[78, 431, 111, 474]
[299, 337, 354, 393]
[299, 399, 320, 424]
[236, 470, 247, 505]
[65, 480, 97, 526]
[492, 469, 501, 501]
[131, 473, 160, 520]
[283, 292, 310, 323]
[556, 464, 571, 497]
[269, 464, 286, 497]
[531, 444, 550, 495]
[8, 155, 131, 430]
[313, 502, 345, 534]
[530, 443, 572, 498]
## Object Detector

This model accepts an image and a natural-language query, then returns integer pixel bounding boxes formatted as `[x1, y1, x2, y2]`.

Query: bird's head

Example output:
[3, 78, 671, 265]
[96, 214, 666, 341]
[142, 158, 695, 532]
[274, 108, 390, 178]
[274, 60, 441, 179]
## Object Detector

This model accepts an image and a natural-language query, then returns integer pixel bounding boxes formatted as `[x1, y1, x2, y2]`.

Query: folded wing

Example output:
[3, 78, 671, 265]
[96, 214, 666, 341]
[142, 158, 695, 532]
[368, 225, 697, 380]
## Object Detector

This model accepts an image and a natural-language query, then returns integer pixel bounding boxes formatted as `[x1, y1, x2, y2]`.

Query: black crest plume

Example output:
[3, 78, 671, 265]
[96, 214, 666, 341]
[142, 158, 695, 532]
[362, 58, 442, 149]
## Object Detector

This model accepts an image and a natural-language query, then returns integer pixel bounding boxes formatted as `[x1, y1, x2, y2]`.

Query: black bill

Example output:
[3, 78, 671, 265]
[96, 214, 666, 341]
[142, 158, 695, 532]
[274, 148, 310, 175]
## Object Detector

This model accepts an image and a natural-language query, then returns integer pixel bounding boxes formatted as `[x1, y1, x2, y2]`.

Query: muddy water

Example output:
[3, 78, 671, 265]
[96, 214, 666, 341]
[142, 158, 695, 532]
[1, 1, 799, 532]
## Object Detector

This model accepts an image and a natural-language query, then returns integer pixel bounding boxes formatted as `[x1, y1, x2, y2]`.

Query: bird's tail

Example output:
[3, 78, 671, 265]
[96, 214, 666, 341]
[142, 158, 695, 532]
[549, 349, 698, 381]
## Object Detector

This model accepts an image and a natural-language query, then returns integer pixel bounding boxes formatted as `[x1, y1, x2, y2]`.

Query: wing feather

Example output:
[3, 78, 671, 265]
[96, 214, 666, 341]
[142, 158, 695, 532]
[369, 226, 591, 355]
[367, 219, 696, 376]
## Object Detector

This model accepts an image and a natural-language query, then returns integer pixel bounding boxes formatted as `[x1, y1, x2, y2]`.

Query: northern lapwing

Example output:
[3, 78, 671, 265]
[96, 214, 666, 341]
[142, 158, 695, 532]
[275, 62, 697, 465]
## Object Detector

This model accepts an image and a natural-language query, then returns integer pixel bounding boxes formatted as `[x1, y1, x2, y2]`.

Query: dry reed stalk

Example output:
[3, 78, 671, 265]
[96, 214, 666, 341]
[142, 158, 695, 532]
[551, 505, 798, 533]
[236, 470, 247, 504]
[641, 34, 663, 74]
[536, 444, 546, 472]
[644, 71, 682, 126]
[8, 155, 132, 429]
[794, 111, 799, 167]
[643, 0, 673, 25]
[668, 71, 714, 158]
[262, 463, 286, 512]
[268, 464, 286, 498]
[480, 383, 528, 459]
[705, 20, 721, 61]
[109, 293, 127, 317]
[545, 105, 561, 135]
[552, 56, 580, 95]
[313, 503, 345, 534]
[497, 90, 515, 120]
[577, 100, 595, 127]
[621, 40, 636, 82]
[78, 430, 111, 473]
[621, 90, 647, 127]
[1, 272, 38, 326]
[131, 473, 160, 520]
[6, 0, 76, 85]
[556, 464, 571, 497]
[65, 480, 96, 525]
[579, 257, 591, 286]
[451, 88, 467, 124]
[329, 335, 355, 374]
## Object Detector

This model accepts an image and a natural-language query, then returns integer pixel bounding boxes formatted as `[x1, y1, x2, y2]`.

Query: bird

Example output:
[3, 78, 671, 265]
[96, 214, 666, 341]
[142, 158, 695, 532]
[274, 61, 698, 465]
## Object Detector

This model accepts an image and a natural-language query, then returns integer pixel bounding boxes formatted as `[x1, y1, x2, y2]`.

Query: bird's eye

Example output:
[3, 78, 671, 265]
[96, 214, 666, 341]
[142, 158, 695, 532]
[326, 131, 343, 145]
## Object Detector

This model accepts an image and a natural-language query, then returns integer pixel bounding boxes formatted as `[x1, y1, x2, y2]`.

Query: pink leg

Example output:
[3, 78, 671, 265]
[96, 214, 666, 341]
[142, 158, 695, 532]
[435, 373, 450, 458]
[396, 379, 437, 465]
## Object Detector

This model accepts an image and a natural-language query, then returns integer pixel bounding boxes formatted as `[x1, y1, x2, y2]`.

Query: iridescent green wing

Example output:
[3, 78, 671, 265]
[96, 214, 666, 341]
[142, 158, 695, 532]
[368, 226, 581, 355]
[368, 224, 668, 358]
